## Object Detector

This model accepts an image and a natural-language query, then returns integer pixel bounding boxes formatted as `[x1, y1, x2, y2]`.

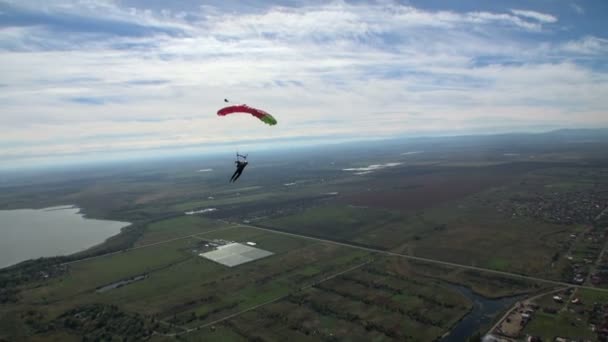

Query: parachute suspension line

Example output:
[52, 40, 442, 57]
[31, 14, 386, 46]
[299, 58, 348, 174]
[236, 153, 247, 162]
[224, 98, 243, 104]
[235, 148, 247, 162]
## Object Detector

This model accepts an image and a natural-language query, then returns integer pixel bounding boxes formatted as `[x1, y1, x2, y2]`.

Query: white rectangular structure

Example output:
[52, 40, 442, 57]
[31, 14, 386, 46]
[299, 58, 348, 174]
[199, 242, 273, 267]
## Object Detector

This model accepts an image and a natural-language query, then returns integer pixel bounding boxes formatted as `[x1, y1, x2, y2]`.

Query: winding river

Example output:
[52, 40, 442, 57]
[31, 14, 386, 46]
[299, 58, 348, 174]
[442, 284, 523, 341]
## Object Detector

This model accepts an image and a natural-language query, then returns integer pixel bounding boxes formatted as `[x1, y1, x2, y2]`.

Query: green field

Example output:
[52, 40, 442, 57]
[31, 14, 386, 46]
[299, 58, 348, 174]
[259, 194, 579, 281]
[2, 131, 608, 341]
[524, 311, 596, 340]
[522, 288, 608, 341]
[1, 217, 480, 341]
[180, 257, 473, 341]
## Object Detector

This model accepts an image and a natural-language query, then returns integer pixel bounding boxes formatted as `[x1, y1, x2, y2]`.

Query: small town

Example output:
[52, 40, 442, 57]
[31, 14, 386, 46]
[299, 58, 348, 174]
[485, 187, 608, 341]
[486, 286, 608, 342]
[503, 191, 606, 226]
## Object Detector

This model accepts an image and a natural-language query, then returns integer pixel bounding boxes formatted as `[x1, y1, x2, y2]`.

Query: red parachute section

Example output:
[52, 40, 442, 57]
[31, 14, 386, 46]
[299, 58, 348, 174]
[217, 105, 277, 126]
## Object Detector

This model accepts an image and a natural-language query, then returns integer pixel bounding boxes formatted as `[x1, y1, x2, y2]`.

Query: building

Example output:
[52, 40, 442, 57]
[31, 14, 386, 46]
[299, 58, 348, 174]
[199, 242, 273, 267]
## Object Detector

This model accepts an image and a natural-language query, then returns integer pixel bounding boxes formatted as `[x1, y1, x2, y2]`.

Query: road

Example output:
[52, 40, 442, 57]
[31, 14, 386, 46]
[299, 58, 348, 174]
[486, 287, 566, 337]
[161, 220, 608, 337]
[586, 233, 608, 285]
[61, 225, 235, 266]
[235, 221, 608, 293]
[161, 259, 373, 336]
[53, 217, 608, 338]
[61, 218, 608, 293]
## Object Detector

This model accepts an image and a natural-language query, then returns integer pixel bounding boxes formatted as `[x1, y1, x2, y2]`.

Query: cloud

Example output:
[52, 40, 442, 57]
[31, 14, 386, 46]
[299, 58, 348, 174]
[0, 1, 606, 167]
[561, 36, 608, 55]
[570, 3, 584, 14]
[510, 9, 557, 24]
[0, 1, 186, 39]
[124, 79, 170, 86]
[68, 96, 107, 105]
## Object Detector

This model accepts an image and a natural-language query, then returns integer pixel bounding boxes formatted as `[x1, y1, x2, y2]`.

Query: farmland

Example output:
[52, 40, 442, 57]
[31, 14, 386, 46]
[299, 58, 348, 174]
[1, 218, 484, 341]
[2, 130, 608, 341]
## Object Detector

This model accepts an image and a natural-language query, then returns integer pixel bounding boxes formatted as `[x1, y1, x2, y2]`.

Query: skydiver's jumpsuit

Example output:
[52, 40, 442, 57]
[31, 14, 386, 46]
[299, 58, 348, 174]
[230, 160, 248, 182]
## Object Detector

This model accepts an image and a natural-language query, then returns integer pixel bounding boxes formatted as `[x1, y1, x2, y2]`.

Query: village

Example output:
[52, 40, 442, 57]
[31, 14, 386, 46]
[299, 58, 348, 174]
[485, 188, 608, 341]
[485, 286, 608, 341]
[502, 190, 606, 226]
[498, 188, 608, 285]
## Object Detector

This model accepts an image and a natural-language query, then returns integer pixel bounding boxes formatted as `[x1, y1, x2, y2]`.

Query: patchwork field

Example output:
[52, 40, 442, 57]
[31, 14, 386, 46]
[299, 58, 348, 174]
[183, 257, 473, 341]
[2, 214, 543, 341]
[2, 131, 608, 341]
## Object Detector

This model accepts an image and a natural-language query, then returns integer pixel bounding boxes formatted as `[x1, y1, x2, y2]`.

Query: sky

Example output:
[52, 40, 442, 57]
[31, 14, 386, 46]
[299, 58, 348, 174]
[1, 0, 607, 169]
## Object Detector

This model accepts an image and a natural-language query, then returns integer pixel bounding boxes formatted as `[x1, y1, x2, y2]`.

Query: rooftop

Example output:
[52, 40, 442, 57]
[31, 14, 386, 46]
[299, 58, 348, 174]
[199, 242, 273, 267]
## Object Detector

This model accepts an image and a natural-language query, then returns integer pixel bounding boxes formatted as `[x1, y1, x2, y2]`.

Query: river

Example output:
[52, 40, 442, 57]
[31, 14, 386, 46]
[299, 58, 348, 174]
[442, 285, 523, 341]
[0, 205, 129, 269]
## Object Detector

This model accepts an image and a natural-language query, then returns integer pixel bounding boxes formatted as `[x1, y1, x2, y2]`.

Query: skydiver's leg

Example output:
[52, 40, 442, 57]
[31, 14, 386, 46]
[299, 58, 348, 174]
[232, 169, 244, 182]
[230, 169, 239, 182]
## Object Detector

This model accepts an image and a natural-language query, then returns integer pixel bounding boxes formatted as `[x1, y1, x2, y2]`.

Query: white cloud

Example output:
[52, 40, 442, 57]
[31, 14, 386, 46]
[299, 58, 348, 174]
[570, 3, 584, 14]
[510, 9, 557, 24]
[0, 1, 606, 166]
[561, 36, 608, 55]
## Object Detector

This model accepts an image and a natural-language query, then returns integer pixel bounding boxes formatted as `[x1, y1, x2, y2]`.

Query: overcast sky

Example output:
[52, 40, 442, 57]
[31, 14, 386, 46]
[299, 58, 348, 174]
[1, 0, 607, 168]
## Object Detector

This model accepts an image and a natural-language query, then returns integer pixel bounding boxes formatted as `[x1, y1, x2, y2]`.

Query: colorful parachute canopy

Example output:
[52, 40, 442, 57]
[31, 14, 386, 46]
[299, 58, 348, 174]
[217, 104, 277, 126]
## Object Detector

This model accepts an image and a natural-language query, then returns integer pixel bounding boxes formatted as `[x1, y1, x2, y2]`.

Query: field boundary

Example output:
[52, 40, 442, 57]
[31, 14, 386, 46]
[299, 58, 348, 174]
[62, 216, 608, 294]
[61, 225, 237, 266]
[174, 259, 374, 336]
[59, 217, 608, 295]
[236, 222, 608, 293]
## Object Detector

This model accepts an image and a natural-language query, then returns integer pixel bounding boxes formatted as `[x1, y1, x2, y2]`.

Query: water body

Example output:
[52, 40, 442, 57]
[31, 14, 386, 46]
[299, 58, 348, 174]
[0, 206, 129, 269]
[96, 275, 148, 293]
[442, 285, 523, 341]
[185, 208, 217, 215]
[343, 162, 403, 175]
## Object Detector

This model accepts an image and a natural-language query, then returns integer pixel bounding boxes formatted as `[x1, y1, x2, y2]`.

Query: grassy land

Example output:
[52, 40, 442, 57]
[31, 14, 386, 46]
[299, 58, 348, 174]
[524, 311, 596, 340]
[2, 132, 608, 340]
[2, 216, 499, 341]
[183, 257, 473, 341]
[2, 219, 375, 340]
[261, 205, 404, 244]
[133, 215, 233, 246]
[522, 288, 608, 341]
[258, 199, 573, 281]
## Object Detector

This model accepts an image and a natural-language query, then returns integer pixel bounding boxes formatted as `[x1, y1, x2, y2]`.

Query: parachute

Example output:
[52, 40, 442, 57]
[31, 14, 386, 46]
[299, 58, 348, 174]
[217, 104, 278, 126]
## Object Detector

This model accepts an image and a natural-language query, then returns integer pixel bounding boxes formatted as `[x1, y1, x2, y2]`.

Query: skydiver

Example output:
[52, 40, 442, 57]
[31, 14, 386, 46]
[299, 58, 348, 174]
[230, 154, 248, 183]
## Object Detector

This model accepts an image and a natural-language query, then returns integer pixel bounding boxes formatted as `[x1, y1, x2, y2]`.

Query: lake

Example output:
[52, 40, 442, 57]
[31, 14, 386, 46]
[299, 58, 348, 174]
[0, 205, 129, 268]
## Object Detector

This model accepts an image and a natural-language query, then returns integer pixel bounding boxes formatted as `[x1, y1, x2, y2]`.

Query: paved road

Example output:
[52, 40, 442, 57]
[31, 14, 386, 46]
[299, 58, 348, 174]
[60, 218, 608, 293]
[54, 216, 608, 338]
[236, 222, 608, 293]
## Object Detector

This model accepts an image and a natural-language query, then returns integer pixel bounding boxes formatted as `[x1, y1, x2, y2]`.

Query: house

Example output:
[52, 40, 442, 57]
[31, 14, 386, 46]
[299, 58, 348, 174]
[572, 275, 585, 284]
